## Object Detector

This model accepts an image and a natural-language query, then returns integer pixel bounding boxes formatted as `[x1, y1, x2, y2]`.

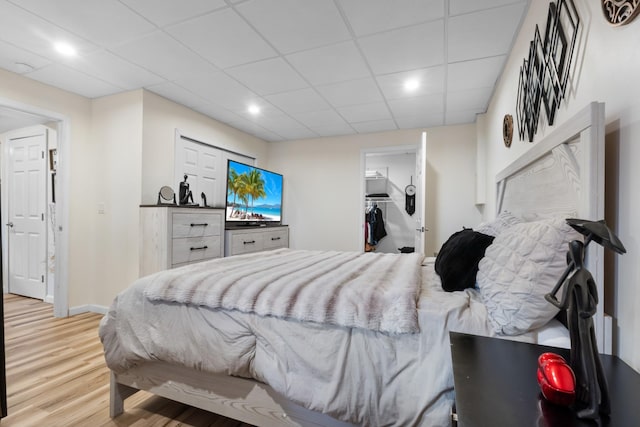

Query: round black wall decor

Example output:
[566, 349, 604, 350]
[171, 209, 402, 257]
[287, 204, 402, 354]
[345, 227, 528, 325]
[601, 0, 640, 26]
[503, 114, 514, 147]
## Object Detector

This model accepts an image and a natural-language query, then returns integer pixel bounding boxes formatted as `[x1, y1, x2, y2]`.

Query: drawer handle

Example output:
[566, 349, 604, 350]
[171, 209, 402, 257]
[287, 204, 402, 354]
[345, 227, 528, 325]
[243, 240, 256, 245]
[190, 223, 208, 227]
[271, 237, 281, 241]
[190, 245, 208, 251]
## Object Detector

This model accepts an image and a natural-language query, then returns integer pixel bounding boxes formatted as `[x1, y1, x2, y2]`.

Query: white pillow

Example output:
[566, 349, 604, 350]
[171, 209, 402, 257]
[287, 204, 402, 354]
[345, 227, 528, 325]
[477, 217, 581, 335]
[475, 211, 523, 237]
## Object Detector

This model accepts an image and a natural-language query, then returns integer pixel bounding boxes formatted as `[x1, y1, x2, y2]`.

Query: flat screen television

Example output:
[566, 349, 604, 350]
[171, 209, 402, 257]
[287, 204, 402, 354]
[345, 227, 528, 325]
[225, 160, 283, 227]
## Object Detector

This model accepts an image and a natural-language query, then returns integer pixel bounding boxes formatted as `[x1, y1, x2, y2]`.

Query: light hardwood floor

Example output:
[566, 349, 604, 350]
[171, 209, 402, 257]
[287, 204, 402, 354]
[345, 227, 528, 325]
[2, 293, 254, 427]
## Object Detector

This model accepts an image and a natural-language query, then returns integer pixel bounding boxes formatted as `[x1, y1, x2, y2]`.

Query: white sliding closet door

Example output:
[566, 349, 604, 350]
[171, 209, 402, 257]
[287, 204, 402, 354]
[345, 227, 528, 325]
[174, 133, 253, 208]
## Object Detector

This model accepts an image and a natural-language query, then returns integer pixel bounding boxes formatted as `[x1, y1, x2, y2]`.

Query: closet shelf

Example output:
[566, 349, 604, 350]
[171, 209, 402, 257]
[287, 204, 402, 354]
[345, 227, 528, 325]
[366, 196, 392, 202]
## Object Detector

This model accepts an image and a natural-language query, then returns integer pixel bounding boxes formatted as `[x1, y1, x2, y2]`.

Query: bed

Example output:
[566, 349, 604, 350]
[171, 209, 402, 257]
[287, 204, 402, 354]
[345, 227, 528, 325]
[99, 102, 606, 427]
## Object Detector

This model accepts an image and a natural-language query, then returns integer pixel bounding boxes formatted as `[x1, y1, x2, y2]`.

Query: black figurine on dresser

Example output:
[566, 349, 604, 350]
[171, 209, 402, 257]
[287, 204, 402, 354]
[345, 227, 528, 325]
[545, 219, 626, 420]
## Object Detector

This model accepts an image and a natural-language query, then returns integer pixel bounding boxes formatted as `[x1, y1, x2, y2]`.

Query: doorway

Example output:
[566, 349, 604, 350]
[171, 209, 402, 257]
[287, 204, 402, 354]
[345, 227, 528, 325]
[0, 101, 68, 317]
[360, 139, 427, 254]
[4, 126, 51, 300]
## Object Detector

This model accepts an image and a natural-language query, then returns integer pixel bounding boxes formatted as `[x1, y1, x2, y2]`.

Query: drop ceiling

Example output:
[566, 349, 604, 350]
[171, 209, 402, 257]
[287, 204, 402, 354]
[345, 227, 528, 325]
[0, 0, 530, 142]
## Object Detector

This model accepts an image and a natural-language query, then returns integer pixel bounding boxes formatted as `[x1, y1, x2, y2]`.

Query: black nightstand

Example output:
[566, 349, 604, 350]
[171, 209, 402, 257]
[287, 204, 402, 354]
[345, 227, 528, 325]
[450, 332, 640, 427]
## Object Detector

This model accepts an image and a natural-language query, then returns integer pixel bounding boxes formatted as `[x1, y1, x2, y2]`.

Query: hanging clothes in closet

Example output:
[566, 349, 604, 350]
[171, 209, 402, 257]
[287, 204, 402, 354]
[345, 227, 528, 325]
[365, 203, 387, 251]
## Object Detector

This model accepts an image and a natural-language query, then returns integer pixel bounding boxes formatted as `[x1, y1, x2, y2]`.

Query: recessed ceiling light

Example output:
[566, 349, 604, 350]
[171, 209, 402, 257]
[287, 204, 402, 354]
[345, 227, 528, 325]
[54, 42, 77, 57]
[248, 104, 260, 115]
[404, 78, 420, 92]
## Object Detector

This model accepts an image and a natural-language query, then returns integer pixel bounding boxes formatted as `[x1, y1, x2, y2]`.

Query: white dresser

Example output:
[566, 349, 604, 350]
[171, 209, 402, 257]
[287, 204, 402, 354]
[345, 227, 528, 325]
[224, 226, 289, 256]
[140, 206, 224, 276]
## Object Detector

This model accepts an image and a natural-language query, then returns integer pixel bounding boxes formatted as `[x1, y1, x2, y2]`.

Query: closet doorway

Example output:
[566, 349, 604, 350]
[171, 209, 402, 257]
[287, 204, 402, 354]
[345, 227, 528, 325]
[361, 137, 426, 254]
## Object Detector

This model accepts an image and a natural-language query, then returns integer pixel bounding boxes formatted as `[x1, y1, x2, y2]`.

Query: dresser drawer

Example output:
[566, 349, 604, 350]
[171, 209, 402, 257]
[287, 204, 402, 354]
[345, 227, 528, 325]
[172, 235, 222, 265]
[172, 212, 222, 238]
[263, 229, 288, 249]
[229, 232, 265, 255]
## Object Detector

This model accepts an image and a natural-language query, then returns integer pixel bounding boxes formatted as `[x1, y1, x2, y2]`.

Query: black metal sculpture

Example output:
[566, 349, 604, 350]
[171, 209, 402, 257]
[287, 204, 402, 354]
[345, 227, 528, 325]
[179, 174, 194, 205]
[545, 219, 626, 420]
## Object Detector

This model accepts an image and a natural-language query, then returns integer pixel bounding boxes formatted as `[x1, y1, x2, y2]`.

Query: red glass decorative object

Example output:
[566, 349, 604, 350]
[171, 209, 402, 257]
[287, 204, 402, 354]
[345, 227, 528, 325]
[537, 352, 576, 406]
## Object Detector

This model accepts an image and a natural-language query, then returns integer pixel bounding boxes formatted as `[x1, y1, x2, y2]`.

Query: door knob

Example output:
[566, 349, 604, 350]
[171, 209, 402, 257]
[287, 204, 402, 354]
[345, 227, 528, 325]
[6, 222, 13, 228]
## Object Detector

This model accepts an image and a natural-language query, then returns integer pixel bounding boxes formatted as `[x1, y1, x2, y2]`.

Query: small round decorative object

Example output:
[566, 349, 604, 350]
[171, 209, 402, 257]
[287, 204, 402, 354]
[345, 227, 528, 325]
[405, 184, 416, 196]
[503, 114, 514, 148]
[601, 0, 640, 26]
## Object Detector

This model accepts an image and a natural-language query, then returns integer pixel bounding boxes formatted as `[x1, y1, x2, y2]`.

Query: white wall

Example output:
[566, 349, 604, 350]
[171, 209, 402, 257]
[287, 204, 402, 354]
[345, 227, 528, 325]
[478, 0, 640, 371]
[267, 124, 480, 255]
[90, 91, 143, 307]
[141, 91, 269, 205]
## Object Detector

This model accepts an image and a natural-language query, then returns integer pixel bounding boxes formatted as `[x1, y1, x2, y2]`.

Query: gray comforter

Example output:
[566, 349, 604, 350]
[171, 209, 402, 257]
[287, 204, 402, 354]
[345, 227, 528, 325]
[99, 255, 497, 426]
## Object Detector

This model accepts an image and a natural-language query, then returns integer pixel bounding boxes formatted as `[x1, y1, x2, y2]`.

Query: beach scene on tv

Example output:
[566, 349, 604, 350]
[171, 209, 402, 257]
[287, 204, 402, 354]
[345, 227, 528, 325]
[226, 161, 282, 222]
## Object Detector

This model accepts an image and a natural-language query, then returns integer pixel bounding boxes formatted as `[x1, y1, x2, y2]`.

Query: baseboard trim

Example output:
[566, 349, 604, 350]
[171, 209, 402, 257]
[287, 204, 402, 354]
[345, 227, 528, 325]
[69, 304, 108, 316]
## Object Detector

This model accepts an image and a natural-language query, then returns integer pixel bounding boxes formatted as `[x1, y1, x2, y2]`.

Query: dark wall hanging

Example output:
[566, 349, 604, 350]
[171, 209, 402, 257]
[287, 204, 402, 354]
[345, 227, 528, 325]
[516, 0, 580, 142]
[601, 0, 640, 25]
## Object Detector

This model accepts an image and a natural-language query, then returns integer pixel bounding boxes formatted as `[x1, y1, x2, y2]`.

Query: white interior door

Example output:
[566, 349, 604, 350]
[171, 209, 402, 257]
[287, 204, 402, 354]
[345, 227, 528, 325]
[414, 132, 427, 254]
[7, 127, 47, 299]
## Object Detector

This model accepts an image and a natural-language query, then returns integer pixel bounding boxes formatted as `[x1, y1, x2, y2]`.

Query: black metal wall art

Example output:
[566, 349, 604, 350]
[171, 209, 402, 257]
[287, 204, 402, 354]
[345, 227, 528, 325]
[601, 0, 640, 25]
[516, 0, 579, 142]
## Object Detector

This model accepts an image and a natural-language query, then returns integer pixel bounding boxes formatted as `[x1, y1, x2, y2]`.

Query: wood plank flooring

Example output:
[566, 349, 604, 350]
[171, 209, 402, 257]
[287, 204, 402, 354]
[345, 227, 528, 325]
[1, 294, 254, 427]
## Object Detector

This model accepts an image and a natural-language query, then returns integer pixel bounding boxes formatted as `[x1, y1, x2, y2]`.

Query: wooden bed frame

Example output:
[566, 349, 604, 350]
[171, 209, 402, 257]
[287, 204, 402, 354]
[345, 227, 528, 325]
[110, 102, 606, 426]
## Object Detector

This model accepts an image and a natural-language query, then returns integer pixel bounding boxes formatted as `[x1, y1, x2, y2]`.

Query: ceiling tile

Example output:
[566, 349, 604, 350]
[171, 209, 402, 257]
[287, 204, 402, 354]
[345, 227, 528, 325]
[311, 123, 356, 137]
[376, 66, 445, 100]
[448, 3, 526, 62]
[0, 1, 100, 60]
[120, 0, 227, 27]
[352, 119, 398, 134]
[266, 88, 330, 115]
[226, 117, 282, 140]
[14, 0, 156, 47]
[316, 78, 383, 108]
[0, 40, 51, 73]
[226, 57, 308, 95]
[447, 87, 493, 111]
[68, 50, 164, 90]
[145, 81, 207, 109]
[252, 114, 310, 136]
[338, 0, 444, 36]
[388, 93, 444, 118]
[359, 21, 445, 75]
[230, 101, 288, 123]
[174, 70, 259, 111]
[395, 113, 443, 129]
[449, 0, 525, 16]
[191, 103, 244, 125]
[337, 102, 392, 123]
[291, 109, 348, 128]
[26, 63, 122, 98]
[272, 127, 319, 141]
[111, 31, 216, 81]
[166, 8, 276, 69]
[236, 0, 351, 54]
[286, 41, 370, 86]
[447, 56, 506, 91]
[446, 110, 479, 125]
